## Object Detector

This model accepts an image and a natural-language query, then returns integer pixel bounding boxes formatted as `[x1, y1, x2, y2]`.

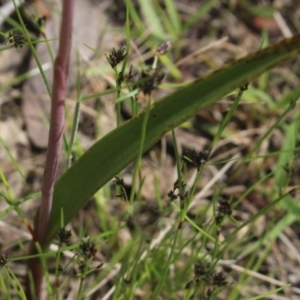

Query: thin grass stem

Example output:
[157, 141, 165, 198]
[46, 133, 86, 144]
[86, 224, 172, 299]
[129, 96, 152, 204]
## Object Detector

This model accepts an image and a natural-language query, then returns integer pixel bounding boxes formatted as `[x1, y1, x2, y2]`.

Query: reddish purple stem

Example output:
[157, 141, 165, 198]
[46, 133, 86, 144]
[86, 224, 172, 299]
[38, 0, 74, 242]
[25, 1, 75, 299]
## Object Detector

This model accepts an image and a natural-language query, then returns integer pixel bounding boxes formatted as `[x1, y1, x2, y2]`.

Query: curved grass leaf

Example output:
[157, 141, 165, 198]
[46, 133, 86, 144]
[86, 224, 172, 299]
[46, 35, 300, 242]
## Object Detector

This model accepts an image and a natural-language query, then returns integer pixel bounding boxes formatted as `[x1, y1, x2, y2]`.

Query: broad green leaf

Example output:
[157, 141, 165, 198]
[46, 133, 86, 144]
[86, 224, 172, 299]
[46, 35, 300, 242]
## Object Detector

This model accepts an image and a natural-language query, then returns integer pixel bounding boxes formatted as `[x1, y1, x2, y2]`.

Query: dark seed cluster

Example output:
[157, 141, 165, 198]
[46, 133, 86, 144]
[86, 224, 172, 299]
[7, 31, 26, 48]
[216, 197, 232, 226]
[80, 239, 97, 259]
[185, 260, 228, 298]
[168, 179, 188, 203]
[113, 176, 127, 200]
[188, 149, 209, 171]
[139, 68, 165, 95]
[107, 45, 127, 68]
[57, 228, 72, 245]
[0, 253, 9, 267]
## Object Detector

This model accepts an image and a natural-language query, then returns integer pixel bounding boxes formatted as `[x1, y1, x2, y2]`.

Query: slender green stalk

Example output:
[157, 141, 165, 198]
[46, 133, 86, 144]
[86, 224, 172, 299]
[67, 50, 82, 168]
[124, 240, 144, 299]
[12, 0, 51, 96]
[152, 229, 179, 299]
[182, 0, 216, 33]
[5, 267, 26, 299]
[129, 96, 152, 204]
[54, 245, 62, 300]
[0, 136, 25, 181]
[210, 85, 246, 153]
[181, 170, 202, 223]
[251, 100, 297, 155]
[171, 130, 183, 191]
[231, 96, 298, 183]
[219, 187, 300, 259]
